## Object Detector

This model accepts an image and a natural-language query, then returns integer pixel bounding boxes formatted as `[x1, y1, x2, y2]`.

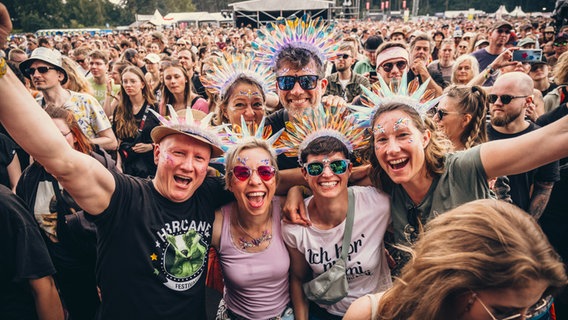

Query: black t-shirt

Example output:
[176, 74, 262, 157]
[0, 185, 56, 320]
[487, 122, 560, 211]
[541, 82, 558, 97]
[536, 106, 568, 260]
[192, 73, 207, 99]
[91, 172, 233, 320]
[0, 133, 17, 188]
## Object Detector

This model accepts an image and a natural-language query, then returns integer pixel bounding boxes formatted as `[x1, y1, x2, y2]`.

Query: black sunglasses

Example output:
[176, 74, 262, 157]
[488, 94, 528, 104]
[25, 66, 57, 76]
[276, 75, 319, 91]
[435, 109, 462, 120]
[336, 53, 350, 60]
[496, 28, 511, 34]
[303, 159, 350, 176]
[379, 60, 407, 73]
[75, 59, 85, 63]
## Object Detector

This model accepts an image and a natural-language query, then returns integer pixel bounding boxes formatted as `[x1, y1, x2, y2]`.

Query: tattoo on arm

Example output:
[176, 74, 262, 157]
[529, 181, 554, 220]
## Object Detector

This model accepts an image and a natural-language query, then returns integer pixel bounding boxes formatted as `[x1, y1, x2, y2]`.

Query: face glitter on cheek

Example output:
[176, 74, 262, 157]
[162, 151, 175, 165]
[393, 118, 411, 131]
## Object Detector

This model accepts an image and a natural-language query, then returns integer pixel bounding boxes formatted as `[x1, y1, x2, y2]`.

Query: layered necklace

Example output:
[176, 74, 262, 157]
[236, 211, 272, 250]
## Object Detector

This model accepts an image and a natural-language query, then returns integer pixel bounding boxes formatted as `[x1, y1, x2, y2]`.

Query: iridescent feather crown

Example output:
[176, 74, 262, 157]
[349, 73, 443, 127]
[276, 105, 368, 163]
[212, 116, 288, 164]
[200, 52, 275, 98]
[251, 15, 341, 69]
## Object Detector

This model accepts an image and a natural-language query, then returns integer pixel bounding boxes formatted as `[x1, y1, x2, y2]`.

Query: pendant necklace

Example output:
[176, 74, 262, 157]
[236, 212, 272, 250]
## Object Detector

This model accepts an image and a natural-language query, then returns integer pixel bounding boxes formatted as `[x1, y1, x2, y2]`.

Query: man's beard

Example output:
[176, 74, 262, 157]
[491, 108, 522, 127]
[336, 65, 349, 72]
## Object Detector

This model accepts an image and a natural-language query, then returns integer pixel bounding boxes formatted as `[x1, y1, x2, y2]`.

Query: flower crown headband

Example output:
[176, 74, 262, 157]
[200, 52, 275, 99]
[276, 104, 368, 164]
[251, 15, 342, 69]
[349, 73, 443, 127]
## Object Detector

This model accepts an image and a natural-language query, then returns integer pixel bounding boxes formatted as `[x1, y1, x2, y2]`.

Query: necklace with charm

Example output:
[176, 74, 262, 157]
[236, 212, 272, 250]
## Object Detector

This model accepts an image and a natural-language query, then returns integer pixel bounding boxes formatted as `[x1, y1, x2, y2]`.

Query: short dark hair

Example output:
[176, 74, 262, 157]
[275, 45, 325, 78]
[300, 136, 349, 165]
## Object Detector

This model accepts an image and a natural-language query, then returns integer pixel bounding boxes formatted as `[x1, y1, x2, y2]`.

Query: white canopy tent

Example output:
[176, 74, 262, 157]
[494, 5, 510, 19]
[509, 6, 527, 17]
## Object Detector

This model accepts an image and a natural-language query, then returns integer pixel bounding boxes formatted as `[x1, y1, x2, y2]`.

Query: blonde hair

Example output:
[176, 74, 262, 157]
[62, 56, 93, 95]
[451, 55, 479, 85]
[554, 51, 568, 84]
[378, 199, 567, 319]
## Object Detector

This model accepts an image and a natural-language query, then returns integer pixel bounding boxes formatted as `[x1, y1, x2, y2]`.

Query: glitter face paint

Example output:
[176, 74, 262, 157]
[260, 158, 270, 165]
[393, 118, 411, 131]
[237, 156, 249, 165]
[374, 123, 386, 134]
[238, 89, 261, 99]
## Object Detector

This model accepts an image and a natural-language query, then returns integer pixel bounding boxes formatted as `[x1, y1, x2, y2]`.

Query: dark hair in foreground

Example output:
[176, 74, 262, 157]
[377, 199, 568, 319]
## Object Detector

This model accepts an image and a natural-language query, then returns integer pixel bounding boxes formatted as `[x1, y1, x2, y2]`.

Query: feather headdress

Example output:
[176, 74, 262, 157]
[149, 105, 226, 157]
[251, 15, 341, 69]
[349, 73, 443, 127]
[211, 116, 288, 164]
[276, 105, 368, 163]
[200, 52, 275, 98]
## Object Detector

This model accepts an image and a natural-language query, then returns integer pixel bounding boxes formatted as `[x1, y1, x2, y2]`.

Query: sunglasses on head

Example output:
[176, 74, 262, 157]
[303, 159, 350, 176]
[336, 53, 350, 59]
[380, 60, 407, 73]
[25, 66, 57, 76]
[232, 165, 276, 181]
[276, 75, 319, 91]
[488, 94, 528, 104]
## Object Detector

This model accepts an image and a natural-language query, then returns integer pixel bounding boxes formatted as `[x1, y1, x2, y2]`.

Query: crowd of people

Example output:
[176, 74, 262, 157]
[1, 2, 568, 320]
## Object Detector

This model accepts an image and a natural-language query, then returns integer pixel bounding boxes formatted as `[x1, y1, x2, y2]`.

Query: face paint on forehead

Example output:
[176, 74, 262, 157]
[260, 158, 270, 165]
[277, 68, 290, 76]
[393, 118, 411, 131]
[302, 66, 317, 74]
[237, 156, 249, 165]
[237, 89, 261, 99]
[373, 123, 386, 134]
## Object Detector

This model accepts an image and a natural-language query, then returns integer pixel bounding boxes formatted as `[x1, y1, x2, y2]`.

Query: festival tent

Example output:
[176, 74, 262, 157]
[130, 10, 173, 30]
[509, 6, 527, 17]
[229, 0, 333, 27]
[493, 5, 510, 19]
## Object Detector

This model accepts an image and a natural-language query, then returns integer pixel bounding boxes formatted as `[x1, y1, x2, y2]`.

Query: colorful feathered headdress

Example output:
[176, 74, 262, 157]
[276, 104, 368, 163]
[211, 116, 288, 164]
[200, 52, 275, 98]
[251, 15, 341, 69]
[349, 73, 443, 127]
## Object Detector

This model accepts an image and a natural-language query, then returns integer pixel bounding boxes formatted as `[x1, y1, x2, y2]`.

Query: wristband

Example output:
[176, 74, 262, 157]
[0, 57, 7, 79]
[484, 66, 495, 79]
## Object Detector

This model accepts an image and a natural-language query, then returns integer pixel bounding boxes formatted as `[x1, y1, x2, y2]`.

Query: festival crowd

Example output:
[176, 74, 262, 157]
[1, 2, 568, 320]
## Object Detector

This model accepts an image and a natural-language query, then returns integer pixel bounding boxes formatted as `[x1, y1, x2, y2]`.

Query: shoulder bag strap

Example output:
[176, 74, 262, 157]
[340, 188, 355, 261]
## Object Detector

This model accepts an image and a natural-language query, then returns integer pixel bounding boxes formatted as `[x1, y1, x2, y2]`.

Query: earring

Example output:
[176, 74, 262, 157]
[465, 292, 477, 312]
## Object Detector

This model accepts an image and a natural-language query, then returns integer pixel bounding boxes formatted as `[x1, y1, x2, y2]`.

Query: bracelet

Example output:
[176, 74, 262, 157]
[0, 57, 7, 79]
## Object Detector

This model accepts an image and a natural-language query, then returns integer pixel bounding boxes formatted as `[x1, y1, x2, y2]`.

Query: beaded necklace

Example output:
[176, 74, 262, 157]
[236, 212, 272, 250]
